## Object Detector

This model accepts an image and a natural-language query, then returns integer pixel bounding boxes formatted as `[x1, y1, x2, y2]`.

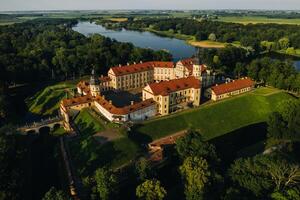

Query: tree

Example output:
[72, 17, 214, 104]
[208, 33, 217, 41]
[135, 157, 154, 181]
[234, 62, 245, 78]
[271, 188, 300, 200]
[267, 112, 286, 140]
[229, 154, 300, 197]
[136, 179, 167, 200]
[278, 38, 290, 50]
[175, 130, 219, 165]
[179, 157, 210, 200]
[42, 187, 70, 200]
[94, 168, 118, 200]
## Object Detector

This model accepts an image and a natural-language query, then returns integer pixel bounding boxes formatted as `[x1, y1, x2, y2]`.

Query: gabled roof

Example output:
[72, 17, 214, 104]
[77, 81, 90, 94]
[94, 96, 156, 115]
[211, 78, 255, 95]
[179, 58, 194, 72]
[61, 95, 156, 115]
[110, 61, 174, 76]
[147, 77, 201, 96]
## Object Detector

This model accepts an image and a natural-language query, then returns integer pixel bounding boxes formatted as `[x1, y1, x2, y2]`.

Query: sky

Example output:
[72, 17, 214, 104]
[0, 0, 300, 11]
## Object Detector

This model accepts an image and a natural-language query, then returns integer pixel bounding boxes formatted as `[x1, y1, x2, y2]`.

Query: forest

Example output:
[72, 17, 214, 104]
[0, 18, 171, 85]
[104, 18, 300, 53]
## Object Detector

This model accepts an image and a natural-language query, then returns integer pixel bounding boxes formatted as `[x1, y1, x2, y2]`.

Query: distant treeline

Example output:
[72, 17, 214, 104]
[113, 18, 300, 51]
[0, 18, 171, 86]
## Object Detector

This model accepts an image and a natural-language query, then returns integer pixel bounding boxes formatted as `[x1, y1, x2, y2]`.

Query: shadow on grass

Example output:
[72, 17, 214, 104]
[210, 122, 267, 167]
[70, 119, 123, 177]
[40, 91, 65, 115]
[128, 124, 153, 145]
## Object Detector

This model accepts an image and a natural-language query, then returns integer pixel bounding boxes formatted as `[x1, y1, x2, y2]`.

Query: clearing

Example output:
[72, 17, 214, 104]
[188, 40, 226, 48]
[132, 87, 296, 141]
[216, 16, 300, 25]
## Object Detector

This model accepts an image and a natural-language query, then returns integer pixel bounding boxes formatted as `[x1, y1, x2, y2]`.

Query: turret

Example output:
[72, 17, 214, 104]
[89, 68, 101, 96]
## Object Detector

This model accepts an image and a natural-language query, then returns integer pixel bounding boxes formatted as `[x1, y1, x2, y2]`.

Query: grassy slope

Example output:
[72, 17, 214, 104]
[216, 16, 300, 25]
[134, 88, 295, 141]
[74, 108, 105, 134]
[70, 108, 141, 175]
[26, 81, 77, 117]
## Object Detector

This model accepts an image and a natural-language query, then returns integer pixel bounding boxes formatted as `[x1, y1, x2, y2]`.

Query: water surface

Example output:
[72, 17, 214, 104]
[72, 21, 196, 61]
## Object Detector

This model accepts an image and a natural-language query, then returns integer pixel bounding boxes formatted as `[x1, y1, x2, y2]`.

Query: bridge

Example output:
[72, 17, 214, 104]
[17, 116, 64, 134]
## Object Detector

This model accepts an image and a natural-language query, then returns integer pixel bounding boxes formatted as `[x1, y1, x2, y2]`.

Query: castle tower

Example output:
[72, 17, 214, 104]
[192, 56, 202, 79]
[89, 68, 101, 96]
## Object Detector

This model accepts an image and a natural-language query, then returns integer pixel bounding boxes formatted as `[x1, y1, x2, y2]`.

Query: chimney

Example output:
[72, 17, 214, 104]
[109, 100, 112, 104]
[140, 61, 143, 63]
[131, 101, 134, 105]
[102, 95, 105, 100]
[233, 80, 235, 82]
[133, 62, 136, 64]
[216, 84, 218, 86]
[101, 75, 103, 78]
[119, 64, 121, 67]
[127, 63, 130, 66]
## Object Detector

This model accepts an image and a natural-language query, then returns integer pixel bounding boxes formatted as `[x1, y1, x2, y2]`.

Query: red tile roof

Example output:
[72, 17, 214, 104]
[61, 95, 156, 115]
[99, 76, 111, 82]
[147, 77, 201, 96]
[178, 58, 207, 74]
[211, 78, 255, 95]
[77, 81, 90, 94]
[94, 96, 156, 115]
[179, 58, 194, 72]
[110, 61, 174, 76]
[61, 95, 94, 107]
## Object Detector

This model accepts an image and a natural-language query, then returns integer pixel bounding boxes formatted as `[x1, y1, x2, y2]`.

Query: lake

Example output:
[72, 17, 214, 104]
[73, 21, 300, 70]
[72, 21, 196, 61]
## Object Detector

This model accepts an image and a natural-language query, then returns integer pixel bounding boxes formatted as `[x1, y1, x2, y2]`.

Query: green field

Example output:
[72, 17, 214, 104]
[69, 108, 141, 175]
[26, 80, 77, 116]
[133, 88, 295, 141]
[216, 16, 300, 25]
[74, 108, 105, 134]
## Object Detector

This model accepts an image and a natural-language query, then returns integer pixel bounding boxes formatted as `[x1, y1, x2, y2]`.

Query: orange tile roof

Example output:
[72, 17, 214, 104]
[99, 76, 111, 82]
[179, 58, 207, 74]
[61, 95, 156, 115]
[77, 81, 90, 94]
[148, 76, 201, 96]
[61, 95, 94, 107]
[211, 78, 255, 95]
[94, 96, 156, 115]
[110, 61, 174, 76]
[179, 58, 194, 72]
[152, 61, 174, 68]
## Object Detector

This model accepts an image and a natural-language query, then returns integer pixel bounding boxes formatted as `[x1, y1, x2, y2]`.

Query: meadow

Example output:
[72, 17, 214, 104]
[133, 87, 295, 141]
[216, 16, 300, 25]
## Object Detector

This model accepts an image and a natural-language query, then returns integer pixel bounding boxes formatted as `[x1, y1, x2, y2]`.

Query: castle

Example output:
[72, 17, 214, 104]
[60, 58, 215, 131]
[59, 57, 257, 132]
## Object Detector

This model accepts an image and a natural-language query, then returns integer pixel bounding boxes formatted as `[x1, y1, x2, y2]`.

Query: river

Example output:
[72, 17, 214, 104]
[73, 21, 300, 70]
[72, 21, 196, 61]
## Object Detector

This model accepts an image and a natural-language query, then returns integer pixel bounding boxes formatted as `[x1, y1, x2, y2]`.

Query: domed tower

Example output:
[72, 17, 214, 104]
[89, 68, 101, 96]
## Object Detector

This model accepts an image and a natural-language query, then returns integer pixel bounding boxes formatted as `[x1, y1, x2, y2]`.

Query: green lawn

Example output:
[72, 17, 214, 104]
[74, 108, 105, 135]
[70, 108, 141, 176]
[216, 16, 300, 25]
[133, 88, 295, 141]
[26, 81, 77, 117]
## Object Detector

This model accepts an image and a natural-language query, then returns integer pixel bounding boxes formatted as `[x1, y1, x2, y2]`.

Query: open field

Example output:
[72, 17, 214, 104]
[188, 40, 226, 48]
[108, 17, 128, 22]
[216, 16, 300, 25]
[132, 87, 296, 141]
